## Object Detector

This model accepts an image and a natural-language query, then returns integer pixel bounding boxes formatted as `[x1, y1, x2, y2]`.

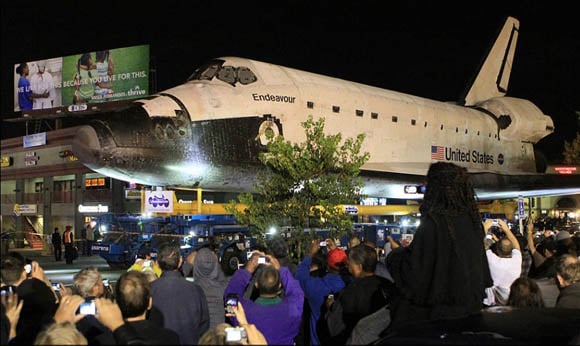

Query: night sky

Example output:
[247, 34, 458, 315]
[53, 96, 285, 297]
[1, 1, 578, 162]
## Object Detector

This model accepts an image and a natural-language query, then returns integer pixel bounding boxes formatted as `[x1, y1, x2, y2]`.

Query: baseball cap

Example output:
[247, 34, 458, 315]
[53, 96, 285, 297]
[327, 248, 347, 271]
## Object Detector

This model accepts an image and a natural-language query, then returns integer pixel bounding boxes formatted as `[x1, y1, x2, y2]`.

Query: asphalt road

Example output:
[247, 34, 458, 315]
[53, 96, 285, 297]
[12, 248, 125, 289]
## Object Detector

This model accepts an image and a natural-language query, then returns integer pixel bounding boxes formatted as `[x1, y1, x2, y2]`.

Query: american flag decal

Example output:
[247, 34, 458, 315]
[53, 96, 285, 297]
[431, 145, 444, 160]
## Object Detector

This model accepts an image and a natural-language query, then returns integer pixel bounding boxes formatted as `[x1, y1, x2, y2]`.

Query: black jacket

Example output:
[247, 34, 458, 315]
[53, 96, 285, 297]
[51, 232, 61, 246]
[387, 213, 492, 327]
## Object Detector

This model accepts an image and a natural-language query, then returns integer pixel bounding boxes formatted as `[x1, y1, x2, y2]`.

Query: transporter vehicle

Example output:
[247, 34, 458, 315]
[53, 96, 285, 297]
[91, 213, 256, 274]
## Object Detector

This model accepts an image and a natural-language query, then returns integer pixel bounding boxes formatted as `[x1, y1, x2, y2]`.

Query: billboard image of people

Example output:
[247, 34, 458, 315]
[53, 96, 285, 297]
[13, 58, 63, 112]
[13, 44, 149, 112]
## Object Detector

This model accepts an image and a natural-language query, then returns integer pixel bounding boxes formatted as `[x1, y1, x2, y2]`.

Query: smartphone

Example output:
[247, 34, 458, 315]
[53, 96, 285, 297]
[327, 294, 334, 300]
[102, 278, 109, 287]
[225, 293, 238, 314]
[225, 327, 246, 342]
[24, 264, 32, 274]
[143, 260, 152, 267]
[246, 251, 253, 260]
[319, 241, 327, 247]
[78, 299, 97, 315]
[52, 282, 60, 291]
[258, 256, 270, 264]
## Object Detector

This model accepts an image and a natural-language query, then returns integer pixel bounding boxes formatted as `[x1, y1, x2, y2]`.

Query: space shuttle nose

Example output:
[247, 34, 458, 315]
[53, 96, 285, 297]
[72, 125, 102, 168]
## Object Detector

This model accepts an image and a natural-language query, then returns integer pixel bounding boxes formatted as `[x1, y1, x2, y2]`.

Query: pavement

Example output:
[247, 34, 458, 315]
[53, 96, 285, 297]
[7, 247, 123, 287]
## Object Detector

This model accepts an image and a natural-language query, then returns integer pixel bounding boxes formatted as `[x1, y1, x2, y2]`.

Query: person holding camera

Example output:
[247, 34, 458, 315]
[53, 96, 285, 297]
[224, 250, 304, 345]
[199, 300, 268, 345]
[128, 245, 162, 278]
[483, 219, 522, 307]
[295, 238, 347, 345]
[72, 267, 114, 344]
[0, 254, 58, 345]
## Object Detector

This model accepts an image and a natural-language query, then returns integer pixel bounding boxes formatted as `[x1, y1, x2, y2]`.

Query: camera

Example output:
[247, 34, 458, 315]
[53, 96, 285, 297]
[24, 258, 33, 275]
[258, 256, 270, 264]
[142, 260, 152, 267]
[77, 299, 97, 315]
[225, 327, 247, 342]
[225, 293, 238, 314]
[0, 287, 10, 296]
[1, 286, 14, 296]
[319, 241, 327, 247]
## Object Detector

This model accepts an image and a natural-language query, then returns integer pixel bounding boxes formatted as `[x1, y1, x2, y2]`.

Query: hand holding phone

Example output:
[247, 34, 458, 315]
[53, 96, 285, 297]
[225, 294, 238, 314]
[77, 299, 97, 315]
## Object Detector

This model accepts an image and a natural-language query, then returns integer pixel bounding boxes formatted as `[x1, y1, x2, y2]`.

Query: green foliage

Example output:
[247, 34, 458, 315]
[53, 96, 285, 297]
[226, 115, 369, 251]
[562, 111, 580, 165]
[563, 133, 580, 165]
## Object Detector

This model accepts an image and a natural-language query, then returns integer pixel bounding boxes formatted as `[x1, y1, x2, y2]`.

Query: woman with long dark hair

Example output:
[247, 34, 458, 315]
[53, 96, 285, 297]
[387, 162, 493, 327]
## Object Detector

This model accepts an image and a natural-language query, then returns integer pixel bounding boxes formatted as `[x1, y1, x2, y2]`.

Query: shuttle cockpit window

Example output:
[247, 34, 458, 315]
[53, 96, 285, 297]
[237, 66, 257, 84]
[187, 59, 257, 86]
[217, 65, 236, 85]
[189, 62, 220, 81]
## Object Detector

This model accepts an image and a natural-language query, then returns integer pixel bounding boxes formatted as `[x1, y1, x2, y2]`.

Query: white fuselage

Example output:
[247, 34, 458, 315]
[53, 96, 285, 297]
[141, 57, 553, 177]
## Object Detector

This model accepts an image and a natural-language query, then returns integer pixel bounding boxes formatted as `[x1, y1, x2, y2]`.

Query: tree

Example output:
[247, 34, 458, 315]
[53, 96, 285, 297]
[562, 111, 580, 165]
[226, 115, 369, 257]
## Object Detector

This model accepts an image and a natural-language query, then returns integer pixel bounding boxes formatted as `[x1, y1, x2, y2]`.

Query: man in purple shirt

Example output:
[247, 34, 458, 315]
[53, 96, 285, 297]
[225, 252, 304, 345]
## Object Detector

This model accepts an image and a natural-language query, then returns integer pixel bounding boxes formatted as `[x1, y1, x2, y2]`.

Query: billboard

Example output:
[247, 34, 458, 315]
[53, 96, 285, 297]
[13, 44, 150, 112]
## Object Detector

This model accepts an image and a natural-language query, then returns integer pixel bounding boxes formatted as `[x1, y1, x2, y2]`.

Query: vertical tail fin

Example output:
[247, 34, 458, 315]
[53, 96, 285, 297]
[460, 16, 520, 106]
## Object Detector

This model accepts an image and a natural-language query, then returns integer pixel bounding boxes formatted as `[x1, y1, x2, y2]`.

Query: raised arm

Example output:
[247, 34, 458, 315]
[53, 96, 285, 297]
[498, 219, 520, 251]
[526, 219, 536, 254]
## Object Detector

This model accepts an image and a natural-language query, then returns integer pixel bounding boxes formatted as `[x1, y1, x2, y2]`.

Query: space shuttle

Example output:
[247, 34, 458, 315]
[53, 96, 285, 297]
[71, 16, 580, 200]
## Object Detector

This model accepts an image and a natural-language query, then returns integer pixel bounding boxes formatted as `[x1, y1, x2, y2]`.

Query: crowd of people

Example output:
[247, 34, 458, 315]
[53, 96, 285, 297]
[1, 162, 580, 345]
